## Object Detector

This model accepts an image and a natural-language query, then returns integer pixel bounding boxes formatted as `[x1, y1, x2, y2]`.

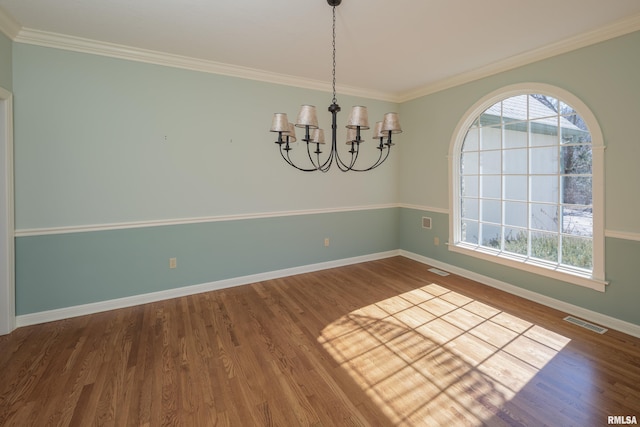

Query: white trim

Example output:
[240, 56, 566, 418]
[0, 6, 20, 39]
[16, 250, 400, 328]
[448, 244, 607, 292]
[16, 249, 639, 338]
[398, 13, 640, 102]
[15, 204, 398, 237]
[397, 203, 449, 215]
[3, 12, 638, 103]
[13, 28, 396, 103]
[448, 83, 606, 291]
[15, 202, 640, 242]
[400, 250, 640, 339]
[605, 229, 640, 242]
[0, 86, 14, 335]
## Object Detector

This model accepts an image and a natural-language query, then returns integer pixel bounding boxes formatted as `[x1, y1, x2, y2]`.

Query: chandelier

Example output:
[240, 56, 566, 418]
[269, 0, 402, 172]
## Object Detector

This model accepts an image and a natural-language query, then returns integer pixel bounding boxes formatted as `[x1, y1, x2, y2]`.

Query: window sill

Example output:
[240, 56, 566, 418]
[448, 243, 607, 292]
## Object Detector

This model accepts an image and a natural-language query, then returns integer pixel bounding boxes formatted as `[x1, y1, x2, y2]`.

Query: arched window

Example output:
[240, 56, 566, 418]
[449, 83, 606, 291]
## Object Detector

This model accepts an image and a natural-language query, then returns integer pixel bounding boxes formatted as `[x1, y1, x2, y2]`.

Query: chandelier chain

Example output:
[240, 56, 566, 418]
[331, 5, 337, 104]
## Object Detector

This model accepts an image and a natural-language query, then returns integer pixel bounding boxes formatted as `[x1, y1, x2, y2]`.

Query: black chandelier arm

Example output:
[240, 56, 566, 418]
[318, 148, 334, 173]
[279, 143, 320, 172]
[347, 143, 392, 172]
[276, 133, 334, 172]
[305, 139, 331, 172]
[333, 141, 359, 171]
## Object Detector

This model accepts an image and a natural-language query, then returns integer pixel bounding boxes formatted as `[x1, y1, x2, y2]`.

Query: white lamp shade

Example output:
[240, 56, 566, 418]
[284, 122, 297, 142]
[345, 128, 359, 144]
[311, 128, 325, 144]
[270, 113, 289, 132]
[296, 105, 319, 129]
[346, 106, 370, 129]
[372, 121, 383, 139]
[382, 112, 402, 134]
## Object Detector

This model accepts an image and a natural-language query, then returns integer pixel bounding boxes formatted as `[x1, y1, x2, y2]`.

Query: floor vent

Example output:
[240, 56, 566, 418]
[428, 268, 450, 276]
[563, 316, 608, 334]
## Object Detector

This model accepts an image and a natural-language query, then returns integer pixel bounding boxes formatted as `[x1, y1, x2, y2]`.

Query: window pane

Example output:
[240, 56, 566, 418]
[531, 175, 558, 203]
[529, 95, 558, 119]
[463, 128, 479, 151]
[481, 126, 501, 150]
[481, 199, 501, 223]
[480, 102, 502, 126]
[503, 148, 527, 174]
[504, 176, 527, 201]
[481, 223, 501, 249]
[562, 236, 592, 270]
[530, 119, 559, 147]
[530, 147, 558, 174]
[561, 115, 590, 143]
[531, 231, 558, 263]
[505, 201, 527, 227]
[504, 227, 528, 256]
[481, 175, 501, 199]
[480, 151, 501, 174]
[561, 145, 592, 174]
[503, 122, 528, 148]
[461, 176, 478, 197]
[562, 176, 592, 205]
[501, 95, 528, 123]
[562, 206, 593, 237]
[461, 152, 478, 175]
[559, 101, 576, 116]
[461, 220, 479, 244]
[462, 198, 479, 220]
[531, 203, 558, 232]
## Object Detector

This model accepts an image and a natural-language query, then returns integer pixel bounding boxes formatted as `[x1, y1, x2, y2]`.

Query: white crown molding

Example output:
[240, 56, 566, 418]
[13, 28, 397, 103]
[8, 12, 640, 103]
[400, 250, 640, 339]
[398, 13, 640, 102]
[0, 6, 21, 39]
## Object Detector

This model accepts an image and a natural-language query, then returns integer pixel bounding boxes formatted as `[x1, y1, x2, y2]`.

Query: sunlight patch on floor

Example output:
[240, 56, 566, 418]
[318, 283, 571, 426]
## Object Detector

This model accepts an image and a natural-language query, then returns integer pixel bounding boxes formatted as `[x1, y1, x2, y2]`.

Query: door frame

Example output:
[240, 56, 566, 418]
[0, 86, 15, 335]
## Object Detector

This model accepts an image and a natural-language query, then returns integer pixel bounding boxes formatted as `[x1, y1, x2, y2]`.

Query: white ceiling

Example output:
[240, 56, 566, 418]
[1, 0, 640, 101]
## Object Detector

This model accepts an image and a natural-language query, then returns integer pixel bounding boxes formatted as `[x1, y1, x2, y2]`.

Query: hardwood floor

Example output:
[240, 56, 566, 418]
[1, 256, 639, 426]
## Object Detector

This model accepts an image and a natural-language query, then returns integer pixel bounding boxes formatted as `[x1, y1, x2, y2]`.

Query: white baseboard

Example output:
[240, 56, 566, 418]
[16, 250, 401, 328]
[16, 248, 640, 339]
[399, 250, 640, 339]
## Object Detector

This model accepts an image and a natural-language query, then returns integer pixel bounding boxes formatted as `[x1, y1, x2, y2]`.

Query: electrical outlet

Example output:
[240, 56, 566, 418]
[324, 238, 330, 247]
[169, 257, 177, 269]
[434, 237, 440, 246]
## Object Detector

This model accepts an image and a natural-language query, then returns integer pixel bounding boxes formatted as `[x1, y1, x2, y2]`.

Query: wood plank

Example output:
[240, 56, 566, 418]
[1, 256, 639, 426]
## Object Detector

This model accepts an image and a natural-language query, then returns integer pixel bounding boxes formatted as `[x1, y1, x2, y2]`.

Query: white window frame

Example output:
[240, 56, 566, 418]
[448, 83, 606, 291]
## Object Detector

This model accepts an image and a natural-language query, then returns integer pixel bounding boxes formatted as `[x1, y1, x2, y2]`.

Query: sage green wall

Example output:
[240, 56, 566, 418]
[398, 31, 640, 326]
[16, 208, 399, 314]
[0, 32, 11, 90]
[12, 43, 400, 315]
[13, 44, 399, 230]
